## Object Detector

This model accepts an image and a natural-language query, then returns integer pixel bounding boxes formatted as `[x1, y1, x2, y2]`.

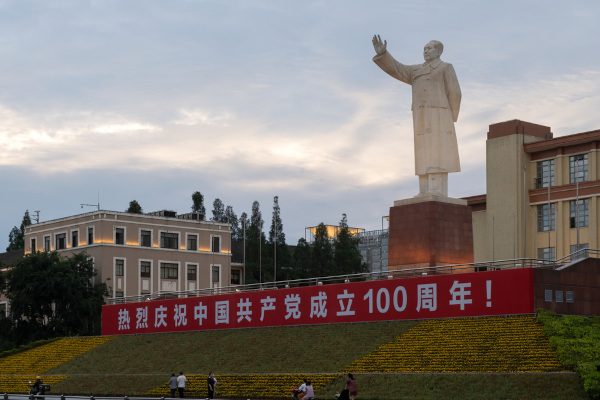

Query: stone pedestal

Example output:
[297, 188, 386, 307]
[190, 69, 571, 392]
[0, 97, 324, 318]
[388, 195, 474, 270]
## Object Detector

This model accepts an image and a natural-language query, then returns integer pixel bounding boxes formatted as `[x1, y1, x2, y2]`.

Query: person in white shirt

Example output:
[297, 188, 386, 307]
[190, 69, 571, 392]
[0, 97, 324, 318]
[177, 372, 187, 398]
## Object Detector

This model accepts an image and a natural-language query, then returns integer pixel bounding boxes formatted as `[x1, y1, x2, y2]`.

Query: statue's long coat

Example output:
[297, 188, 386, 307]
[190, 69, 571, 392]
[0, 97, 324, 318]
[373, 51, 461, 175]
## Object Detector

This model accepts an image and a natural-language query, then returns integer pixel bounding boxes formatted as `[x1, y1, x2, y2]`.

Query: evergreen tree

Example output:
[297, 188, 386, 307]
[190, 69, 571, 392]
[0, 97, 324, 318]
[268, 196, 290, 281]
[245, 201, 271, 284]
[334, 214, 368, 275]
[6, 210, 32, 251]
[225, 206, 239, 240]
[312, 222, 335, 277]
[291, 237, 312, 279]
[191, 191, 206, 220]
[126, 200, 143, 214]
[212, 198, 226, 222]
[239, 212, 249, 241]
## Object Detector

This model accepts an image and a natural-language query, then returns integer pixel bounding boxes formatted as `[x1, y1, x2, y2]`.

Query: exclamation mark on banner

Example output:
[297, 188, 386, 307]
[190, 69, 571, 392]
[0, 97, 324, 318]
[486, 280, 492, 308]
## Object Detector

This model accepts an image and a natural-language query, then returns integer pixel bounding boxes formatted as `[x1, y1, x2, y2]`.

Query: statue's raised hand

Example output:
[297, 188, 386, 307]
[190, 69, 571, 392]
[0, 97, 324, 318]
[372, 34, 387, 56]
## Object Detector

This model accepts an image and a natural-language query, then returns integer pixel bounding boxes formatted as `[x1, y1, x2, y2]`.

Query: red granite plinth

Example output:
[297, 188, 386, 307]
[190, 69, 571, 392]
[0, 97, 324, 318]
[388, 198, 474, 270]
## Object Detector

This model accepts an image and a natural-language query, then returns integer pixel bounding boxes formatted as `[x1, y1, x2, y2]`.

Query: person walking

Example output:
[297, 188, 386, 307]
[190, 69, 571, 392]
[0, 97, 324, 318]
[177, 371, 187, 398]
[304, 380, 314, 400]
[207, 371, 216, 399]
[168, 373, 177, 398]
[346, 373, 358, 400]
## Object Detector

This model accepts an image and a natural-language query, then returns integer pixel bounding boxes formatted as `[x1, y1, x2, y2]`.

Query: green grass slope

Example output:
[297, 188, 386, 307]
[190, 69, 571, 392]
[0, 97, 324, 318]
[0, 315, 594, 399]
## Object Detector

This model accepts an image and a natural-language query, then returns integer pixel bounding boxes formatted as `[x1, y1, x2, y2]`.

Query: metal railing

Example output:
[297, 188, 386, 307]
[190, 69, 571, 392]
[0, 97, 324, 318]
[107, 249, 600, 305]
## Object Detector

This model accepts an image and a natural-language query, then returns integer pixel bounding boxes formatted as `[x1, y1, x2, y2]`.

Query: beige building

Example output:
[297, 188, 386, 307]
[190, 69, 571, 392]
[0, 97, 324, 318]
[23, 210, 242, 299]
[467, 120, 600, 262]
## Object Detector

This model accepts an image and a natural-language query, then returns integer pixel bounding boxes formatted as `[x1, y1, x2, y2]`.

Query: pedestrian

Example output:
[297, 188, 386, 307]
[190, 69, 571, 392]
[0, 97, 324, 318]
[177, 371, 187, 398]
[304, 380, 314, 400]
[207, 371, 216, 399]
[346, 373, 357, 400]
[168, 373, 177, 398]
[297, 379, 307, 400]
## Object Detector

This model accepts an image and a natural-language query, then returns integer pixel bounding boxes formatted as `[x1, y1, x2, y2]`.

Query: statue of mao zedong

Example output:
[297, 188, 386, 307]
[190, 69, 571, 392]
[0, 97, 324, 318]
[372, 35, 462, 197]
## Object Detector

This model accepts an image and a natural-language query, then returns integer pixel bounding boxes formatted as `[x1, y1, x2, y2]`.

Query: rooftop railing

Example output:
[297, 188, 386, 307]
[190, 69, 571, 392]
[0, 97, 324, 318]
[107, 248, 599, 305]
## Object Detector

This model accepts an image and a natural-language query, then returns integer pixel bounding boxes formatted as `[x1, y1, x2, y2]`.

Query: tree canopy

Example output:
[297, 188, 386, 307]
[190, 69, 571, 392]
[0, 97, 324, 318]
[1, 251, 109, 344]
[126, 200, 143, 214]
[191, 191, 206, 219]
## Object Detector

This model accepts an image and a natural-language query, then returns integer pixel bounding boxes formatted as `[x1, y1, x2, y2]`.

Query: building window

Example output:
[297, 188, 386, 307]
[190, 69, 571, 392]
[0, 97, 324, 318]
[537, 247, 555, 261]
[88, 227, 94, 245]
[535, 159, 554, 188]
[56, 233, 66, 250]
[115, 259, 125, 276]
[544, 289, 552, 302]
[570, 199, 589, 228]
[187, 234, 198, 251]
[160, 263, 179, 279]
[140, 261, 151, 277]
[115, 291, 124, 298]
[555, 290, 564, 303]
[44, 236, 51, 252]
[212, 265, 220, 283]
[160, 232, 179, 249]
[72, 231, 79, 248]
[0, 302, 6, 317]
[140, 230, 152, 247]
[115, 227, 125, 245]
[570, 243, 589, 255]
[212, 236, 221, 253]
[187, 265, 197, 281]
[566, 291, 574, 303]
[231, 269, 241, 285]
[537, 203, 555, 232]
[569, 154, 588, 183]
[30, 238, 36, 253]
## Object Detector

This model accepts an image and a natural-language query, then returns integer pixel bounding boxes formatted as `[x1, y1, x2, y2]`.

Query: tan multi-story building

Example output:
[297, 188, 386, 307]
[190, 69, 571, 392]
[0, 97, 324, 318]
[467, 119, 600, 262]
[23, 210, 242, 299]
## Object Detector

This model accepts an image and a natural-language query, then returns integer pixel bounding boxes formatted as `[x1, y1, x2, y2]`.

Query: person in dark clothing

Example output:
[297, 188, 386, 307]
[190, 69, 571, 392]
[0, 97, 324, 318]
[207, 372, 216, 399]
[32, 376, 46, 395]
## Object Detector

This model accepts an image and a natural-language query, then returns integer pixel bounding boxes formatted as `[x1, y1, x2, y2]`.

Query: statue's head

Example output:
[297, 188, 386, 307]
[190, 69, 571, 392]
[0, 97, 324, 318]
[424, 40, 443, 62]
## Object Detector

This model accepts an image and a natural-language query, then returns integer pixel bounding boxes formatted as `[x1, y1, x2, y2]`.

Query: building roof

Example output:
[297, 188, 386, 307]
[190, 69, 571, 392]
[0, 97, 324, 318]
[524, 128, 600, 153]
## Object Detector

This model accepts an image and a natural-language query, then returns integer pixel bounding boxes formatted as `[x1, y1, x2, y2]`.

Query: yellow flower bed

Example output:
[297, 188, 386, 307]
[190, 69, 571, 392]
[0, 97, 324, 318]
[343, 315, 565, 373]
[0, 375, 69, 394]
[0, 336, 113, 374]
[146, 374, 341, 399]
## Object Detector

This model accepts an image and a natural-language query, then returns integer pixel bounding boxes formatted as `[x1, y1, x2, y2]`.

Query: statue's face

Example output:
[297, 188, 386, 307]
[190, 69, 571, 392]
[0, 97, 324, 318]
[423, 42, 440, 62]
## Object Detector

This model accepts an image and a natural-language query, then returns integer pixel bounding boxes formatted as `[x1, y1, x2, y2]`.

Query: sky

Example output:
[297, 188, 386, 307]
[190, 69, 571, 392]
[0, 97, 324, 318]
[1, 0, 600, 251]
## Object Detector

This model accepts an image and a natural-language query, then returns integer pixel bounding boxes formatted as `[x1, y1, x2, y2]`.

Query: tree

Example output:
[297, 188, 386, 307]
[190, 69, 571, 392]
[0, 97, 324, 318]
[239, 212, 249, 241]
[126, 200, 143, 214]
[312, 222, 335, 277]
[211, 198, 226, 222]
[225, 206, 240, 240]
[2, 251, 109, 342]
[6, 210, 32, 251]
[269, 196, 290, 281]
[291, 237, 312, 279]
[334, 214, 368, 275]
[191, 191, 206, 220]
[245, 201, 270, 284]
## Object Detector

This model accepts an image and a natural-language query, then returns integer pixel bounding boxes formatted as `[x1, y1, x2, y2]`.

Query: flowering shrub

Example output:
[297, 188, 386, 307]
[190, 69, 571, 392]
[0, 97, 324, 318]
[0, 336, 113, 394]
[0, 336, 113, 374]
[145, 373, 341, 399]
[343, 315, 565, 373]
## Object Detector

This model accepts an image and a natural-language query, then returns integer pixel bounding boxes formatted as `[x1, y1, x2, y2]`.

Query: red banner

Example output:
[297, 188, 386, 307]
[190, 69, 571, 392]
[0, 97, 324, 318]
[101, 268, 534, 335]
